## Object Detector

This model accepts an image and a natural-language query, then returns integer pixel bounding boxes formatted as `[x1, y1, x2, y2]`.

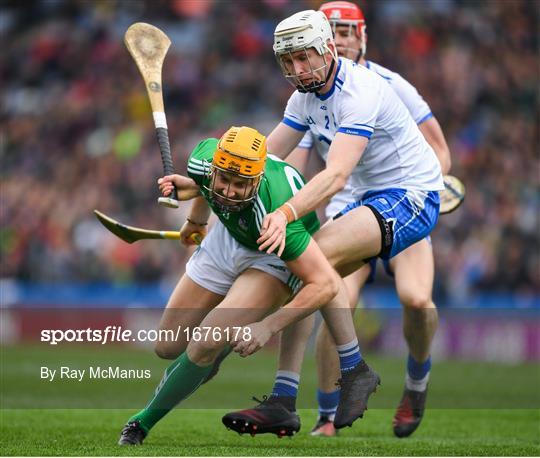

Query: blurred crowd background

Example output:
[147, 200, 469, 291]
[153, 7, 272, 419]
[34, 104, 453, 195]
[1, 0, 538, 303]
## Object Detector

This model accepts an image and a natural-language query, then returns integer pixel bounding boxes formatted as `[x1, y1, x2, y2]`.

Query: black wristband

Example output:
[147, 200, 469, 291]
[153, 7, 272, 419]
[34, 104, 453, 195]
[186, 217, 208, 226]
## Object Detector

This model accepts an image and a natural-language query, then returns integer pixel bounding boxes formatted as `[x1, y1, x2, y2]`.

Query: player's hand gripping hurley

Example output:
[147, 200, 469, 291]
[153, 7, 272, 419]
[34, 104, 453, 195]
[124, 22, 179, 208]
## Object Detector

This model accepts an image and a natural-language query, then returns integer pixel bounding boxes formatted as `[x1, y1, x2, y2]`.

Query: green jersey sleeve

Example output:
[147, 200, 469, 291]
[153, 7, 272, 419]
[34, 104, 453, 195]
[186, 138, 217, 187]
[257, 156, 320, 262]
[281, 216, 319, 262]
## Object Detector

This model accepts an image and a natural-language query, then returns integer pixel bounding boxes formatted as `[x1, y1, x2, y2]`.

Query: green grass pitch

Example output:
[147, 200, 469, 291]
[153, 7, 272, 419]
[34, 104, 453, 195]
[1, 344, 539, 456]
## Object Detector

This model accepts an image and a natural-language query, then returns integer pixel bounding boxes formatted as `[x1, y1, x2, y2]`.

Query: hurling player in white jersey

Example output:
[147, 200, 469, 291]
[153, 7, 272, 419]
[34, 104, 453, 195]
[281, 1, 452, 438]
[226, 8, 444, 435]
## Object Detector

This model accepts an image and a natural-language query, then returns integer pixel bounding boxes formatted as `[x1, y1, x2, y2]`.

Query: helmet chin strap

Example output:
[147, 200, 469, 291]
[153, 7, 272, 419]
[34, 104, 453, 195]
[319, 56, 336, 94]
[355, 48, 364, 64]
[356, 34, 367, 63]
[296, 56, 336, 94]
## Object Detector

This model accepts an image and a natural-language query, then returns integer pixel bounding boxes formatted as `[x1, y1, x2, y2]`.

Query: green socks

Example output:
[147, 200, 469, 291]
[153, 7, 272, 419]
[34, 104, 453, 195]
[128, 352, 212, 433]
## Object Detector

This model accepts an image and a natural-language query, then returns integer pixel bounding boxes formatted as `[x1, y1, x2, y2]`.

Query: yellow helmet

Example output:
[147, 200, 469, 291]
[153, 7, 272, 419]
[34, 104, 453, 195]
[213, 126, 267, 177]
[207, 126, 267, 212]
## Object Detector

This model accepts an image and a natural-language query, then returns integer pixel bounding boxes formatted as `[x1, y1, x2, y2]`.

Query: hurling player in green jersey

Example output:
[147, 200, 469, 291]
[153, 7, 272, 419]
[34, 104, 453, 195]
[184, 136, 320, 261]
[118, 126, 370, 445]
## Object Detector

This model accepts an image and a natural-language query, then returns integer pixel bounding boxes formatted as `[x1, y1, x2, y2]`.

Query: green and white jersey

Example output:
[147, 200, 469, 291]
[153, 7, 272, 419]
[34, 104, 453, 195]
[187, 138, 320, 262]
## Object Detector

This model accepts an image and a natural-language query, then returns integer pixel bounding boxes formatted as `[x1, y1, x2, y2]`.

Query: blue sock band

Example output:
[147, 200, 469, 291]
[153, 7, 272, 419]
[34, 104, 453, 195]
[271, 370, 299, 398]
[317, 389, 340, 418]
[336, 338, 362, 373]
[407, 354, 431, 380]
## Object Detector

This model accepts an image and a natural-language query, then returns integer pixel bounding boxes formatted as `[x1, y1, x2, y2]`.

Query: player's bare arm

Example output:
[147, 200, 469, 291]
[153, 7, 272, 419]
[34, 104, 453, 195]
[186, 196, 211, 225]
[258, 133, 368, 255]
[158, 175, 208, 245]
[266, 122, 305, 159]
[231, 239, 340, 356]
[419, 117, 452, 174]
[179, 197, 210, 246]
[158, 174, 201, 200]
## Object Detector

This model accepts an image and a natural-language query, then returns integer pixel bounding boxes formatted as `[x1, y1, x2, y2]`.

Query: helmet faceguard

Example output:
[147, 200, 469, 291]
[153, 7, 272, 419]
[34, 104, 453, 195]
[273, 10, 338, 93]
[319, 1, 367, 61]
[204, 126, 267, 213]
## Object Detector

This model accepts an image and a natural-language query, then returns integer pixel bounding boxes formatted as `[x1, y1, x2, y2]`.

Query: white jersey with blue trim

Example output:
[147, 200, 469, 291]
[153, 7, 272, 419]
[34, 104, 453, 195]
[365, 60, 433, 125]
[299, 59, 434, 151]
[285, 58, 444, 199]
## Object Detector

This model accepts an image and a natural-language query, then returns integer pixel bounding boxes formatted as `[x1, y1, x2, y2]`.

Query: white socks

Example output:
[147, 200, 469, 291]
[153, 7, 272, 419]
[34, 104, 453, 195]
[405, 372, 430, 392]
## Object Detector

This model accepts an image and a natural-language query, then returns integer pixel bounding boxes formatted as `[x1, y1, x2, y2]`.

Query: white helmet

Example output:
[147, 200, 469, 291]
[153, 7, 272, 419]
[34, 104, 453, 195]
[273, 10, 338, 93]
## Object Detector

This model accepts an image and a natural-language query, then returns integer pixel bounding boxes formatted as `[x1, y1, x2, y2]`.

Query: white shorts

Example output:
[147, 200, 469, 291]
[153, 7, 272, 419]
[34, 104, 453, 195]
[186, 221, 299, 296]
[325, 187, 355, 220]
